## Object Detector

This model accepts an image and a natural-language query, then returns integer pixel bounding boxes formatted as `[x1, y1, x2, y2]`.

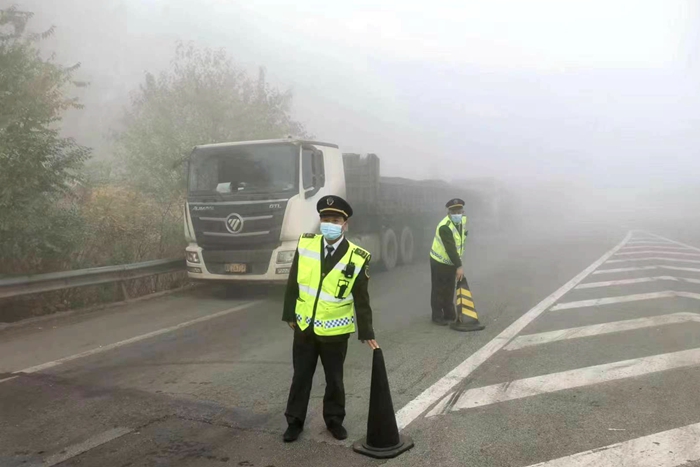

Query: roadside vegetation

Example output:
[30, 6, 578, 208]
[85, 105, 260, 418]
[0, 6, 306, 319]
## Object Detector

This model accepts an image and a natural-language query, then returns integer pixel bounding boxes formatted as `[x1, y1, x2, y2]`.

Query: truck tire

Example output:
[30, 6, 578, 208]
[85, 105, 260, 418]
[399, 226, 414, 264]
[380, 228, 398, 271]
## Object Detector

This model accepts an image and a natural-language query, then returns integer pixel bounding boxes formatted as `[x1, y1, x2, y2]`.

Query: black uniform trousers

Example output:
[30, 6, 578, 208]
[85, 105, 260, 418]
[285, 329, 348, 428]
[430, 257, 457, 321]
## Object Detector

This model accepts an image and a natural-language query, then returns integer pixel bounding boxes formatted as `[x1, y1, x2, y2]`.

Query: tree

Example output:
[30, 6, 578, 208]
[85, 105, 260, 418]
[0, 6, 91, 273]
[116, 42, 308, 202]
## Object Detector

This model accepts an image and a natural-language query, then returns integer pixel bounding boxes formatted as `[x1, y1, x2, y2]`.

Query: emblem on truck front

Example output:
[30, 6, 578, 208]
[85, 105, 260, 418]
[225, 213, 244, 234]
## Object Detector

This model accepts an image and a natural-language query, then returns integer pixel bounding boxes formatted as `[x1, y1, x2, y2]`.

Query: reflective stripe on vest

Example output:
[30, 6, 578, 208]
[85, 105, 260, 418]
[294, 235, 370, 336]
[429, 215, 468, 265]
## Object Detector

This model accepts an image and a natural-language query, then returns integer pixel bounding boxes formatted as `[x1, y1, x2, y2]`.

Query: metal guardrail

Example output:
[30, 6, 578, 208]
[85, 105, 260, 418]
[0, 258, 185, 299]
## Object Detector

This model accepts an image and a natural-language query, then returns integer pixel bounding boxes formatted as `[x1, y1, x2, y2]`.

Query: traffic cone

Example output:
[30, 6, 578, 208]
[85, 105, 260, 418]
[450, 277, 485, 332]
[352, 348, 414, 459]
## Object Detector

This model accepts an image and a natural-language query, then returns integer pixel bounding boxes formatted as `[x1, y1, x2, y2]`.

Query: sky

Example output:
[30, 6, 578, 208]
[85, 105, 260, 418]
[10, 0, 700, 195]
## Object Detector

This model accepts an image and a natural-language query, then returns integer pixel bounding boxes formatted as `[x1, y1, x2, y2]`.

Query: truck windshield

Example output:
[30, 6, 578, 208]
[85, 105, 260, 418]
[188, 144, 298, 195]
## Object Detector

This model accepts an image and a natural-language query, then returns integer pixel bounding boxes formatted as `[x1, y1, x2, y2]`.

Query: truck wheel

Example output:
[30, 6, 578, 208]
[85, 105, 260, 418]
[381, 228, 398, 271]
[399, 226, 414, 264]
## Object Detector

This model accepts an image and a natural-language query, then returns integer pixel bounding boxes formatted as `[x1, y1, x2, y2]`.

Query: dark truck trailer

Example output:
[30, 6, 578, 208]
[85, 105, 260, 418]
[343, 153, 484, 270]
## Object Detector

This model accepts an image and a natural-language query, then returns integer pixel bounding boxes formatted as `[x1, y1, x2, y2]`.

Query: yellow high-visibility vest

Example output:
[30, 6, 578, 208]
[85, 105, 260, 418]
[430, 215, 468, 266]
[295, 234, 370, 336]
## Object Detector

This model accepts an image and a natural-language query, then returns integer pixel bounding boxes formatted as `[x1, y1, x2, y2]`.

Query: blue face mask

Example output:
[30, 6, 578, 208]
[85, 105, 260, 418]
[450, 214, 463, 224]
[320, 222, 343, 241]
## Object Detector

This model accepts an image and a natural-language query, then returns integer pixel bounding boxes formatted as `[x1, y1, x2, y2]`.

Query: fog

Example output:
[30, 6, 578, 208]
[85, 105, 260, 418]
[11, 0, 700, 231]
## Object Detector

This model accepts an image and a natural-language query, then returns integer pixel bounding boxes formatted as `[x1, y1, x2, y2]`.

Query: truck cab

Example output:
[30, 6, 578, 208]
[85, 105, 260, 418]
[184, 138, 343, 282]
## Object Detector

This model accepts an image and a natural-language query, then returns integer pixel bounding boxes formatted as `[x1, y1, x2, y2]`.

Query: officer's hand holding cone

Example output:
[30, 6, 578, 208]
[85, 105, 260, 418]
[281, 195, 378, 443]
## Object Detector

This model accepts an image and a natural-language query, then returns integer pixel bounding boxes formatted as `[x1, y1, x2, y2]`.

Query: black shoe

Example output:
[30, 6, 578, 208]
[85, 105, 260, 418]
[432, 318, 449, 326]
[327, 424, 348, 440]
[283, 424, 303, 442]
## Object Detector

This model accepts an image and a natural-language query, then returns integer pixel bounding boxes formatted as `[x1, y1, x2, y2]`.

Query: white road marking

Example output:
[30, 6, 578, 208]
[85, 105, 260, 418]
[625, 241, 675, 246]
[525, 422, 700, 467]
[1, 301, 260, 380]
[551, 291, 700, 311]
[593, 265, 700, 274]
[615, 250, 700, 257]
[644, 232, 700, 253]
[576, 276, 700, 289]
[606, 257, 700, 264]
[451, 347, 700, 411]
[0, 376, 18, 384]
[619, 246, 693, 252]
[43, 427, 133, 466]
[425, 391, 456, 417]
[393, 232, 632, 430]
[677, 291, 700, 299]
[504, 313, 700, 351]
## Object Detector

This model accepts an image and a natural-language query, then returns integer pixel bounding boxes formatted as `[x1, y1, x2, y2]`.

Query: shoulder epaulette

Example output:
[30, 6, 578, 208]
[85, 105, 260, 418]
[353, 247, 369, 259]
[302, 233, 317, 239]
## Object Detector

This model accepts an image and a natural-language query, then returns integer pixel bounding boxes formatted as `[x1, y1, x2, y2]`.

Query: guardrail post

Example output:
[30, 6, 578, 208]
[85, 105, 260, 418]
[119, 280, 130, 301]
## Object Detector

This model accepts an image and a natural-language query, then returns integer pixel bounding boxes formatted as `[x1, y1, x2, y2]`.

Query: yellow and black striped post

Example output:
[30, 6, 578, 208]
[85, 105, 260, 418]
[450, 277, 485, 332]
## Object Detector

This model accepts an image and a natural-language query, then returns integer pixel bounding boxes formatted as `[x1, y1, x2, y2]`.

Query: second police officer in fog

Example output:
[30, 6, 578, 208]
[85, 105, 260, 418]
[282, 195, 379, 443]
[429, 198, 468, 325]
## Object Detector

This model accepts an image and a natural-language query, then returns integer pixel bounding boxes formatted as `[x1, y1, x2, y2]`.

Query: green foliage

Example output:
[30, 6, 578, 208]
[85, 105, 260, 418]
[115, 42, 307, 201]
[78, 185, 182, 266]
[0, 6, 91, 273]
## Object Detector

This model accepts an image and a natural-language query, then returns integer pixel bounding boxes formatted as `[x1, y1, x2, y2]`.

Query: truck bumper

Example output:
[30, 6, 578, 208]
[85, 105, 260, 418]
[185, 242, 296, 283]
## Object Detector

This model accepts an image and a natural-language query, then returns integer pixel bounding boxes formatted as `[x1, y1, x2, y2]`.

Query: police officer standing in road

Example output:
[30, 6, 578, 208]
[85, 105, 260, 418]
[282, 195, 379, 443]
[429, 198, 468, 325]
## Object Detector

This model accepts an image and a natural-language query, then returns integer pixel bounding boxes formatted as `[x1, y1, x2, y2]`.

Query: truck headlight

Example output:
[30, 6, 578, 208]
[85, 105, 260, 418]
[276, 250, 295, 264]
[186, 251, 200, 263]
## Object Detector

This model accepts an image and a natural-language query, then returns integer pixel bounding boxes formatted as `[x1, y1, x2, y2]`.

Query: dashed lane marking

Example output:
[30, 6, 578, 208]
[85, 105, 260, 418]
[625, 241, 676, 246]
[576, 276, 700, 289]
[550, 291, 700, 311]
[606, 257, 700, 264]
[525, 421, 700, 466]
[449, 347, 700, 411]
[504, 313, 700, 351]
[620, 246, 695, 251]
[614, 250, 700, 257]
[43, 427, 133, 467]
[1, 301, 261, 382]
[644, 232, 700, 253]
[593, 265, 700, 274]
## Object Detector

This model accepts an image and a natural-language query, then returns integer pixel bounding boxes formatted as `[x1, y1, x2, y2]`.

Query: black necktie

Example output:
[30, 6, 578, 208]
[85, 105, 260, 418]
[326, 245, 334, 260]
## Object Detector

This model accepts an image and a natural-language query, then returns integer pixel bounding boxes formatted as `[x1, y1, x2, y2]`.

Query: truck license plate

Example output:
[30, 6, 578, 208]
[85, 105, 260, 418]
[225, 263, 247, 273]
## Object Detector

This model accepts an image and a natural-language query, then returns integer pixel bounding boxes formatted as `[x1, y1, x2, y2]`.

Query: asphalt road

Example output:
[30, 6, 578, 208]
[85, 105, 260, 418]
[2, 223, 700, 466]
